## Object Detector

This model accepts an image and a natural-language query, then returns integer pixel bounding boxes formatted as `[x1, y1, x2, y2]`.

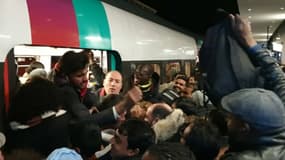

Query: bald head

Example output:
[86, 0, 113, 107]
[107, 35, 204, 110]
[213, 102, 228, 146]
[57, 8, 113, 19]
[103, 70, 123, 95]
[145, 103, 172, 125]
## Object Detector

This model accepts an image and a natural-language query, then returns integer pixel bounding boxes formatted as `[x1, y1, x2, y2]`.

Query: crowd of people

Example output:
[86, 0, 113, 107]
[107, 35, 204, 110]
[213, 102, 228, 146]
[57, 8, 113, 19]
[0, 14, 285, 160]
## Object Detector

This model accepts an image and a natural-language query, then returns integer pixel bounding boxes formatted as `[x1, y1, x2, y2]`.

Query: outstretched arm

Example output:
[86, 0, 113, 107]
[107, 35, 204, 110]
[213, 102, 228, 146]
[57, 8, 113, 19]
[229, 14, 285, 103]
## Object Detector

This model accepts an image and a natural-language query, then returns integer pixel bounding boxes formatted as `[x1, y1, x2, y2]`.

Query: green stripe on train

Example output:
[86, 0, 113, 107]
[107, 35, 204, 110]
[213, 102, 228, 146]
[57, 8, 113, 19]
[73, 0, 111, 49]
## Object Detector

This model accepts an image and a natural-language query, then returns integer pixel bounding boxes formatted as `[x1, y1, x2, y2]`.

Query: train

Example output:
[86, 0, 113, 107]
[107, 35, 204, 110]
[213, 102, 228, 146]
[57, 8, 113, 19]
[0, 0, 199, 131]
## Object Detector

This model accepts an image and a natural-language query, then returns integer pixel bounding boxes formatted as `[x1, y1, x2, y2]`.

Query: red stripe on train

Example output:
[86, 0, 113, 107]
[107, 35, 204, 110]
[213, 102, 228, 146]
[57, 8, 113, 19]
[3, 60, 10, 113]
[27, 0, 79, 47]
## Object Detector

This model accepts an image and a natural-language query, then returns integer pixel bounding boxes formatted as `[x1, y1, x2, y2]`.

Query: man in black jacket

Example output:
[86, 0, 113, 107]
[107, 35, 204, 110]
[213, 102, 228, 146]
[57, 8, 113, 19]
[52, 50, 142, 127]
[134, 64, 159, 103]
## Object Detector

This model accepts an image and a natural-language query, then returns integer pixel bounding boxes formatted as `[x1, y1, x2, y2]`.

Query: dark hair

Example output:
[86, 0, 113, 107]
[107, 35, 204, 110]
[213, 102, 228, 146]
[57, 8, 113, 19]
[146, 142, 195, 160]
[184, 119, 225, 160]
[208, 109, 228, 136]
[59, 49, 90, 75]
[136, 64, 154, 77]
[69, 119, 102, 158]
[172, 72, 186, 81]
[175, 75, 188, 82]
[118, 118, 156, 154]
[152, 106, 171, 120]
[9, 77, 62, 123]
[174, 97, 200, 116]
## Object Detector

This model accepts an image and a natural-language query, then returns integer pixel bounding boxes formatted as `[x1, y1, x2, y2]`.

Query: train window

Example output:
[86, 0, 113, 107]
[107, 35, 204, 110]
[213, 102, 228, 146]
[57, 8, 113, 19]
[184, 61, 192, 77]
[122, 61, 194, 84]
[15, 56, 36, 76]
[13, 45, 121, 83]
[152, 64, 161, 76]
[165, 62, 181, 82]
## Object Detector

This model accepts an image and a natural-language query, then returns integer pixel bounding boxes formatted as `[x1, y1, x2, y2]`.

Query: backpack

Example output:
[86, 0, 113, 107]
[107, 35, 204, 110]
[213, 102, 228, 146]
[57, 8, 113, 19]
[198, 17, 264, 106]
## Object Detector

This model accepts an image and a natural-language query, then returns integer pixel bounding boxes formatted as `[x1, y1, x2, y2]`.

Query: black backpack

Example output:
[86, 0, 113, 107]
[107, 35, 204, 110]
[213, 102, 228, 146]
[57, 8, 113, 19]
[198, 17, 264, 106]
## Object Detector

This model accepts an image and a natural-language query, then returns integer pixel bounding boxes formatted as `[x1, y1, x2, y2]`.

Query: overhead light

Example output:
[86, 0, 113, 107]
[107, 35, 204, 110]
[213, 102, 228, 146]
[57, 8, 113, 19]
[248, 8, 252, 12]
[163, 49, 173, 53]
[0, 34, 11, 39]
[270, 13, 285, 20]
[254, 33, 271, 37]
[272, 42, 283, 52]
[280, 7, 284, 10]
[248, 16, 252, 19]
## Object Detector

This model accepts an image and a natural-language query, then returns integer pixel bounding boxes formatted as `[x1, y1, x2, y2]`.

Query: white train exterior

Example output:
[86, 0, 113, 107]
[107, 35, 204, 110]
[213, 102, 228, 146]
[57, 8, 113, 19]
[0, 0, 198, 131]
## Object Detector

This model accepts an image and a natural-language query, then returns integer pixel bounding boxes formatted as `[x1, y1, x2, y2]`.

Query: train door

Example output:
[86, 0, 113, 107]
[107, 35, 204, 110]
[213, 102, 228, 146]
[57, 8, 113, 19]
[0, 45, 121, 132]
[13, 45, 121, 82]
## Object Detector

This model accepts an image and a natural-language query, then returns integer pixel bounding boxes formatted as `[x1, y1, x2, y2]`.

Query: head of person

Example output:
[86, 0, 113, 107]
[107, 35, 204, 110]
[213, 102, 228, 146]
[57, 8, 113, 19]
[220, 88, 285, 149]
[110, 118, 156, 159]
[173, 75, 187, 94]
[134, 64, 154, 86]
[144, 103, 172, 125]
[142, 142, 195, 160]
[129, 101, 152, 120]
[26, 61, 45, 74]
[188, 76, 196, 84]
[103, 70, 123, 95]
[173, 97, 200, 116]
[26, 68, 48, 83]
[58, 49, 90, 89]
[172, 72, 186, 81]
[8, 77, 63, 123]
[181, 82, 198, 98]
[181, 118, 225, 160]
[69, 119, 102, 159]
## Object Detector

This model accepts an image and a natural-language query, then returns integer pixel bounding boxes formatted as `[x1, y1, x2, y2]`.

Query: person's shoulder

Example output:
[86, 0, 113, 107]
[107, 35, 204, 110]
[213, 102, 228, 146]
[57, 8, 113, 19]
[59, 84, 78, 95]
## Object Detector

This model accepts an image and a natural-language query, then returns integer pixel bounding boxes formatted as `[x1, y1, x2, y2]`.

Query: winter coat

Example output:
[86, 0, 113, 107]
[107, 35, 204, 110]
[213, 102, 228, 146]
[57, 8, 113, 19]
[153, 109, 185, 142]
